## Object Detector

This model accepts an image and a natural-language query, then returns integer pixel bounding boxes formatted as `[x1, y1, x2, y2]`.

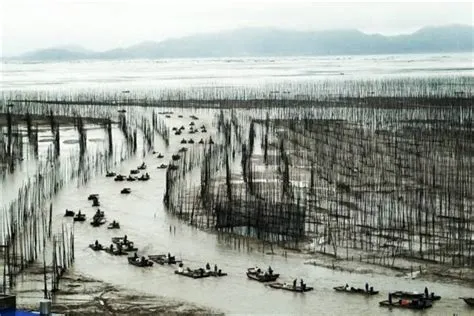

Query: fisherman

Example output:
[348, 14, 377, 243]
[178, 263, 184, 273]
[388, 293, 393, 305]
[78, 210, 82, 216]
[345, 284, 349, 290]
[365, 282, 369, 292]
[134, 252, 138, 259]
[109, 244, 114, 252]
[94, 240, 99, 247]
[268, 266, 273, 275]
[206, 263, 211, 271]
[369, 286, 374, 294]
[117, 243, 123, 253]
[123, 235, 128, 243]
[214, 264, 218, 273]
[424, 287, 429, 298]
[141, 256, 146, 264]
[300, 279, 304, 289]
[293, 279, 297, 289]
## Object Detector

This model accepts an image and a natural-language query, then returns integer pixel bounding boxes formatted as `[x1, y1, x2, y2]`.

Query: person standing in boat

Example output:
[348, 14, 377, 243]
[123, 235, 128, 244]
[268, 266, 273, 275]
[365, 283, 369, 292]
[178, 263, 184, 273]
[293, 279, 297, 289]
[94, 240, 99, 248]
[205, 263, 211, 271]
[424, 287, 429, 298]
[214, 264, 218, 273]
[109, 244, 114, 252]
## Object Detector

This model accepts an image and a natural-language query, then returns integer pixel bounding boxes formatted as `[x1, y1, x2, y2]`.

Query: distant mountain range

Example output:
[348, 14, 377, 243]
[8, 25, 474, 61]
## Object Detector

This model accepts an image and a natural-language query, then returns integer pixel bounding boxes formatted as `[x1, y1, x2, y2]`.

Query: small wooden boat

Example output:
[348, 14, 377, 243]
[90, 218, 106, 227]
[460, 297, 474, 306]
[178, 115, 183, 118]
[199, 139, 204, 144]
[118, 109, 126, 113]
[114, 175, 125, 181]
[122, 242, 138, 252]
[130, 169, 140, 175]
[138, 174, 150, 181]
[106, 171, 116, 177]
[172, 127, 178, 131]
[178, 147, 187, 153]
[107, 221, 120, 229]
[174, 269, 211, 279]
[269, 282, 313, 293]
[190, 115, 199, 120]
[112, 237, 132, 246]
[165, 115, 171, 118]
[174, 131, 181, 135]
[128, 257, 153, 267]
[73, 214, 86, 222]
[121, 188, 131, 194]
[334, 285, 379, 295]
[180, 139, 187, 144]
[88, 194, 99, 200]
[246, 272, 279, 282]
[209, 137, 214, 144]
[92, 210, 105, 220]
[64, 209, 75, 217]
[104, 247, 128, 256]
[379, 299, 432, 309]
[179, 126, 185, 131]
[89, 243, 104, 251]
[172, 154, 180, 161]
[188, 139, 194, 144]
[391, 291, 441, 301]
[201, 129, 207, 133]
[156, 153, 164, 158]
[126, 176, 136, 182]
[148, 254, 181, 265]
[137, 163, 147, 170]
[157, 164, 168, 169]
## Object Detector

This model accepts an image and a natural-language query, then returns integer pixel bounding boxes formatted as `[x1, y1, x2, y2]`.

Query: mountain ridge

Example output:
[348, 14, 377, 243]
[8, 25, 474, 61]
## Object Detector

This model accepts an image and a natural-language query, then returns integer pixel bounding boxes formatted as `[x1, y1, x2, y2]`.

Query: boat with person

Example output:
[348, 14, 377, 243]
[112, 236, 132, 246]
[460, 297, 474, 306]
[64, 209, 75, 217]
[175, 268, 211, 279]
[269, 282, 314, 293]
[91, 198, 100, 207]
[137, 162, 147, 170]
[128, 256, 153, 267]
[107, 221, 120, 229]
[90, 218, 106, 227]
[148, 254, 181, 265]
[156, 153, 164, 158]
[89, 242, 104, 251]
[73, 213, 86, 222]
[138, 173, 150, 181]
[130, 169, 140, 175]
[157, 164, 168, 169]
[126, 175, 136, 181]
[334, 284, 379, 295]
[391, 289, 441, 301]
[105, 171, 116, 177]
[246, 272, 279, 282]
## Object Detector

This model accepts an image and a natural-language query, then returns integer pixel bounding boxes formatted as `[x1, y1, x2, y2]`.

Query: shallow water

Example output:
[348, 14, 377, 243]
[1, 56, 473, 315]
[21, 113, 469, 316]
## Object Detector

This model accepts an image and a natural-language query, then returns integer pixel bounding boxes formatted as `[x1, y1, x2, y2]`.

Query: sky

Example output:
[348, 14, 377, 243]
[0, 0, 472, 56]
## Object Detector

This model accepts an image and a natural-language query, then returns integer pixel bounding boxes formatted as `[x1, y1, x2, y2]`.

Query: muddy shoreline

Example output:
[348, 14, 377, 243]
[15, 267, 222, 316]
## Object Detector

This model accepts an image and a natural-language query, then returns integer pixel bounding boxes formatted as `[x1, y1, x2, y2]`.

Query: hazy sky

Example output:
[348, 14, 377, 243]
[1, 0, 472, 56]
